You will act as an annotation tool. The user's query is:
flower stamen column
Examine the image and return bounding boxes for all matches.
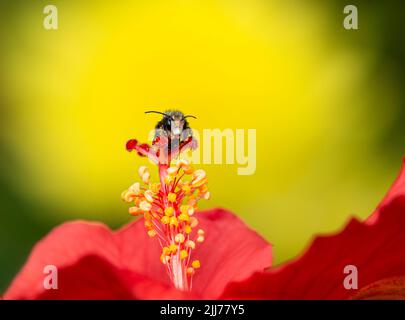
[122,159,210,291]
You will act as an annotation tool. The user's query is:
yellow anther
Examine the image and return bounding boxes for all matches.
[175,233,185,244]
[164,175,174,185]
[192,177,208,188]
[162,247,170,255]
[180,249,188,260]
[144,212,152,220]
[147,229,157,237]
[176,159,190,168]
[121,190,128,199]
[184,165,194,175]
[139,200,152,212]
[144,220,153,228]
[188,197,197,206]
[161,216,170,224]
[185,240,195,249]
[187,267,195,275]
[129,182,141,195]
[178,213,190,222]
[164,207,174,216]
[184,225,192,234]
[169,243,178,253]
[122,191,136,203]
[197,235,205,243]
[180,205,189,214]
[168,192,177,202]
[199,184,208,194]
[167,166,179,176]
[180,205,194,216]
[134,197,141,206]
[191,260,201,269]
[192,169,206,181]
[197,229,205,235]
[181,184,192,195]
[128,206,142,216]
[160,254,170,264]
[190,217,199,228]
[142,172,150,184]
[150,182,161,193]
[203,191,211,200]
[169,217,178,227]
[138,166,148,178]
[144,190,154,203]
[193,169,206,177]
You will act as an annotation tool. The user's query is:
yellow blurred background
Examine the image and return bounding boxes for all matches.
[1,0,404,291]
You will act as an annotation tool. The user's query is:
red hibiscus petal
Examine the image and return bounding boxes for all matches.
[367,157,405,223]
[4,221,117,299]
[4,209,271,299]
[35,255,190,300]
[189,208,272,299]
[221,161,405,299]
[3,220,190,299]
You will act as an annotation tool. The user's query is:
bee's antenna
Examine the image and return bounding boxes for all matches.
[183,115,197,119]
[145,111,169,117]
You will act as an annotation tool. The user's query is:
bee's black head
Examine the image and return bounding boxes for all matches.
[145,110,196,137]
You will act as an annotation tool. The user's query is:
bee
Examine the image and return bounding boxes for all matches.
[145,110,196,153]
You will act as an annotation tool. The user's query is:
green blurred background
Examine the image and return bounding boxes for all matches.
[1,0,404,292]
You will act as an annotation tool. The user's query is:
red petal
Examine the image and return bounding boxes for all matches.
[367,157,405,224]
[4,221,189,299]
[190,208,272,299]
[34,256,190,300]
[221,160,405,299]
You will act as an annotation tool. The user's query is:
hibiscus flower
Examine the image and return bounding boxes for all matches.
[3,132,405,299]
[4,134,272,299]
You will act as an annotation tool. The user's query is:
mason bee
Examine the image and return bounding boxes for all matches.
[145,110,196,152]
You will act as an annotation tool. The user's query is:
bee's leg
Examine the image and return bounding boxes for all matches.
[180,136,198,152]
[170,136,197,160]
[152,135,171,165]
